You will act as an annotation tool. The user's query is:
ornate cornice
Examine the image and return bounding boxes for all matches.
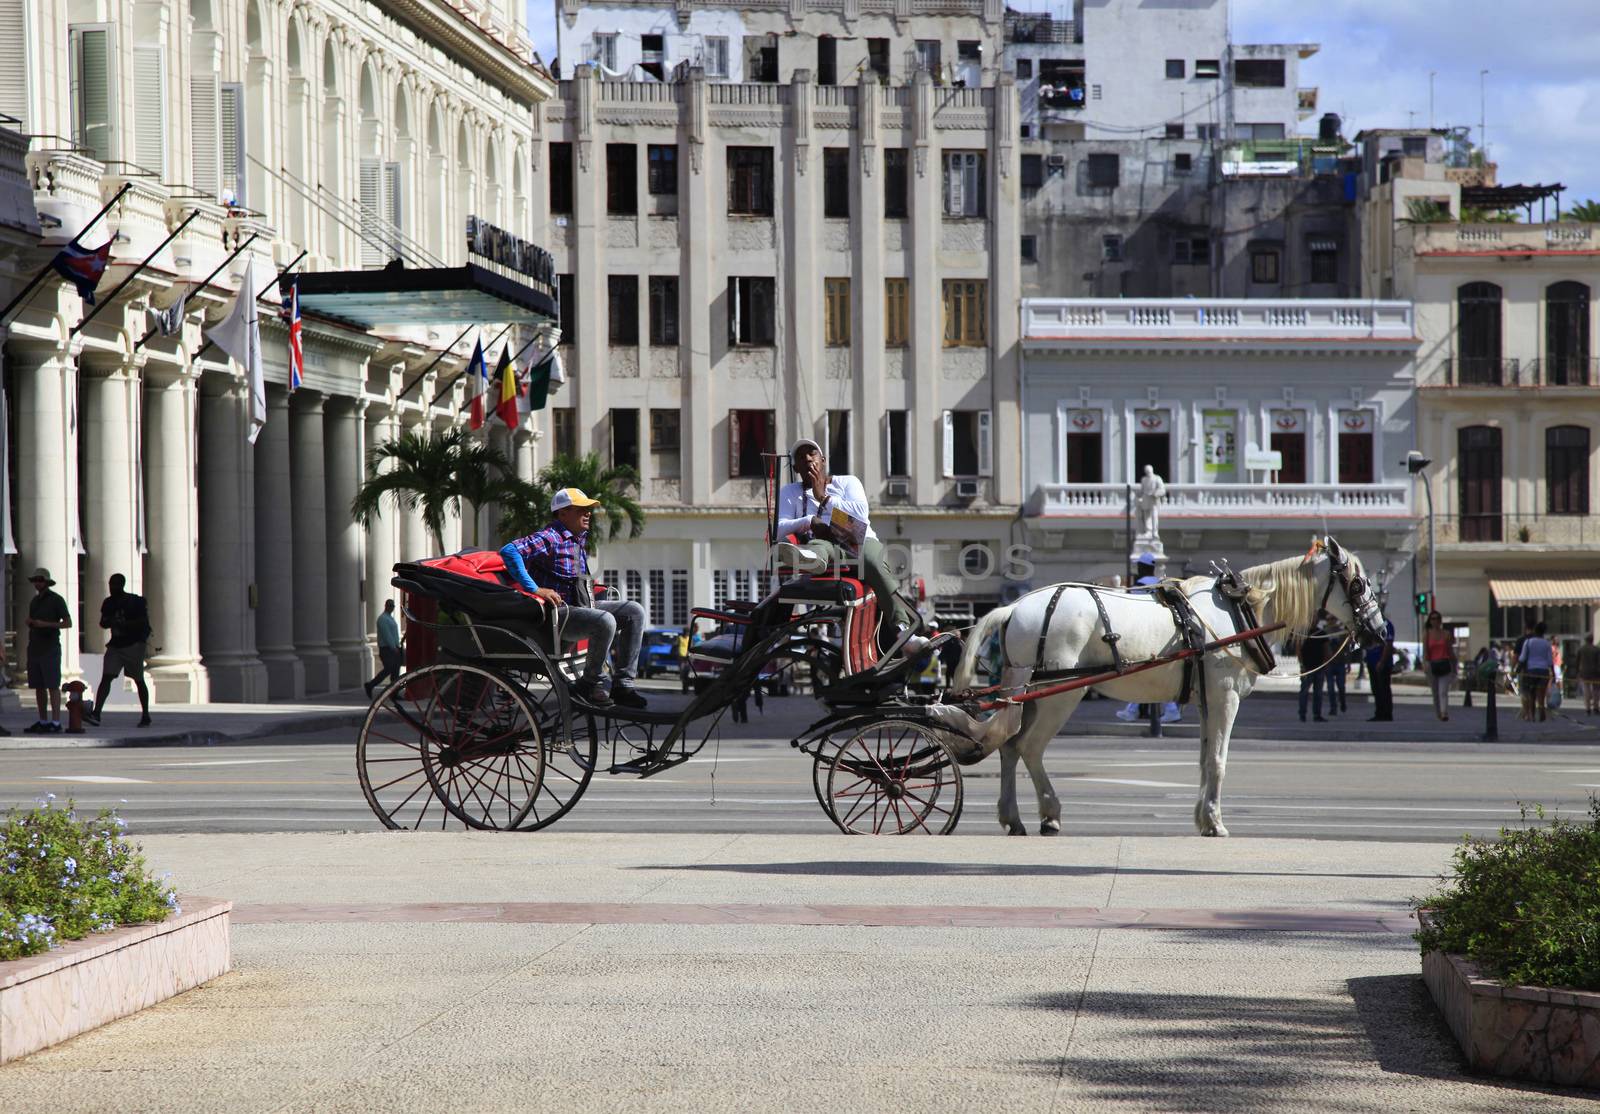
[372,0,554,106]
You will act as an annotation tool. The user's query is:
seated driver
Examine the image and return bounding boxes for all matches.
[499,488,647,709]
[774,438,928,656]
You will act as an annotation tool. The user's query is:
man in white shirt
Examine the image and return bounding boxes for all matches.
[774,438,923,654]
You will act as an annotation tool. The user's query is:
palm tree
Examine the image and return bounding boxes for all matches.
[352,427,532,554]
[498,452,645,552]
[1404,198,1453,224]
[1565,199,1600,223]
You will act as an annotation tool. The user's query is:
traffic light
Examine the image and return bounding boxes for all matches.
[1414,591,1430,615]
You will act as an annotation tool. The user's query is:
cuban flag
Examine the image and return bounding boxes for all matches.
[466,338,488,430]
[51,240,113,305]
[282,280,304,392]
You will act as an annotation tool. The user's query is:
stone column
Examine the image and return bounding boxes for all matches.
[143,369,208,702]
[681,69,714,505]
[12,339,81,685]
[81,362,142,653]
[198,373,268,701]
[253,386,303,698]
[290,391,337,693]
[324,397,369,687]
[364,408,400,647]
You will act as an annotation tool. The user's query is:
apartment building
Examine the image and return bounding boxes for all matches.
[539,0,1022,624]
[1019,297,1419,594]
[0,0,554,702]
[1357,137,1600,647]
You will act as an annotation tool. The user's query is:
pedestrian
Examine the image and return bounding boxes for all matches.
[1422,610,1455,721]
[1118,553,1180,724]
[1297,623,1329,723]
[1518,622,1555,723]
[731,691,748,723]
[1366,615,1396,722]
[1576,633,1600,715]
[85,574,151,728]
[753,681,765,715]
[1324,626,1349,715]
[23,568,72,734]
[364,600,404,699]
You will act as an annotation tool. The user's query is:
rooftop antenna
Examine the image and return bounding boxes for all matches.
[1428,71,1435,129]
[1479,69,1489,159]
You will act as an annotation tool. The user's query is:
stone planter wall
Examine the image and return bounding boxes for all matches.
[0,896,231,1063]
[1422,946,1600,1088]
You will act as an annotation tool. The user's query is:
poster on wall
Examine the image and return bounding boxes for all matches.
[1202,409,1237,475]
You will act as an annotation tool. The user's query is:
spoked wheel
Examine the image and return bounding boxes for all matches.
[493,661,590,831]
[358,666,486,830]
[374,663,548,831]
[820,719,964,835]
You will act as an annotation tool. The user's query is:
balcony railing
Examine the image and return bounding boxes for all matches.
[1027,482,1411,518]
[1022,297,1415,343]
[1432,513,1600,547]
[1422,357,1599,388]
[1412,223,1596,254]
[1005,12,1080,43]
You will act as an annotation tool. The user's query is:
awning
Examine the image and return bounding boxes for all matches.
[1488,575,1600,606]
[287,262,557,331]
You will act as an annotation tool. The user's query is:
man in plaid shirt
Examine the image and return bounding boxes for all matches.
[500,488,647,708]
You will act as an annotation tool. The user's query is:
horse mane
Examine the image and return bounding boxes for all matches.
[1238,553,1321,636]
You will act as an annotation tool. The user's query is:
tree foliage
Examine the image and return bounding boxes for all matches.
[498,452,645,552]
[351,427,536,554]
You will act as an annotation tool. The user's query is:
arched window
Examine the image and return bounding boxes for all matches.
[282,20,307,247]
[320,40,342,255]
[1457,425,1502,541]
[241,0,267,209]
[426,103,446,260]
[1546,425,1591,515]
[1545,281,1591,386]
[455,121,474,247]
[357,62,386,266]
[1456,282,1503,385]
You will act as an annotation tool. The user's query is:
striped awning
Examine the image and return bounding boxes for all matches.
[1488,575,1600,606]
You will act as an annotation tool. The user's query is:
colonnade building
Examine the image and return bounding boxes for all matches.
[0,0,554,703]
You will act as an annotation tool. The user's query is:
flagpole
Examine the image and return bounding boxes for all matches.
[70,208,202,336]
[133,231,259,350]
[0,182,134,326]
[191,249,307,364]
[429,322,513,407]
[396,324,475,402]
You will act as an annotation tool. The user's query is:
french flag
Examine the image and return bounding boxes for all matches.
[282,281,303,391]
[51,240,113,305]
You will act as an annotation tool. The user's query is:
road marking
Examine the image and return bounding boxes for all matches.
[1061,776,1194,788]
[1089,762,1195,768]
[153,758,299,768]
[39,774,150,784]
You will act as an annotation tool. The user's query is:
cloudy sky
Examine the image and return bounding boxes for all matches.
[526,0,1600,206]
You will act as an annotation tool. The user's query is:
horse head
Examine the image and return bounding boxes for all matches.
[1317,535,1387,647]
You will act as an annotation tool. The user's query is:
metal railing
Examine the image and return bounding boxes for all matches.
[1027,481,1411,518]
[1005,13,1080,43]
[1423,357,1599,388]
[1432,513,1600,546]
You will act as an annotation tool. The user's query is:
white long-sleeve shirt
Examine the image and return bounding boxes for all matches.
[776,474,877,545]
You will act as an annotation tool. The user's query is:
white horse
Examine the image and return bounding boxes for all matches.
[928,537,1385,837]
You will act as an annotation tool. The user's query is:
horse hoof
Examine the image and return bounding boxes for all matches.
[1200,824,1230,838]
[1039,819,1061,836]
[1006,824,1027,836]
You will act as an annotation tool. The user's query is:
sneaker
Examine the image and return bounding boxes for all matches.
[611,684,647,710]
[137,714,152,728]
[364,681,376,699]
[46,722,62,733]
[774,541,827,574]
[22,721,45,734]
[1115,707,1139,722]
[1160,707,1182,724]
[574,679,612,707]
[82,710,102,727]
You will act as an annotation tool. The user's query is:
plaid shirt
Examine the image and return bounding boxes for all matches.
[502,522,590,604]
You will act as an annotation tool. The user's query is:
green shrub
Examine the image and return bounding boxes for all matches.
[0,796,178,962]
[1415,798,1600,991]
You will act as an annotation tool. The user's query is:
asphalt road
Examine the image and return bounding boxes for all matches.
[4,695,1597,840]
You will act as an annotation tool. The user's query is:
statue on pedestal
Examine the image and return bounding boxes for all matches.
[1132,464,1167,561]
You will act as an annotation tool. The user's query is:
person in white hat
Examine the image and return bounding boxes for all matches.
[774,438,926,656]
[499,488,647,708]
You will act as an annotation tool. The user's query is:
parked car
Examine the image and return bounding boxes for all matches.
[638,627,684,679]
[681,623,795,696]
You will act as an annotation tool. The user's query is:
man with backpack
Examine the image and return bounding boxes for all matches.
[85,574,152,728]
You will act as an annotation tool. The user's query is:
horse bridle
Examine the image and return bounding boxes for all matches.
[1315,537,1386,646]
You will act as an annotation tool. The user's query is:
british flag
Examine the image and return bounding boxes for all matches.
[282,280,303,391]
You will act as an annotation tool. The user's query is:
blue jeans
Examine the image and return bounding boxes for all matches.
[1298,672,1324,719]
[561,599,645,685]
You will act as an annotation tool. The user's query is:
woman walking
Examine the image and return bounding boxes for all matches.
[1423,611,1455,721]
[1519,622,1555,723]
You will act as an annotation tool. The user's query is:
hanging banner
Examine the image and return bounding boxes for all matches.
[1203,409,1237,475]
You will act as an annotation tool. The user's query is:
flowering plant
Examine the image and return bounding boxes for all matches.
[0,796,178,962]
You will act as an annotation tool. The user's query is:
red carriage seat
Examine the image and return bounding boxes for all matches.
[777,572,880,675]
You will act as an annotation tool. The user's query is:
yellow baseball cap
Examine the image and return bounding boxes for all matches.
[551,487,600,512]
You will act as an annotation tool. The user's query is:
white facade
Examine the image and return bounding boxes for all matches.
[0,0,553,702]
[1020,297,1419,594]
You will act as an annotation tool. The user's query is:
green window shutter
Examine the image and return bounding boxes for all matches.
[71,25,114,162]
[220,83,244,206]
[0,0,29,130]
[132,45,166,177]
[190,73,219,195]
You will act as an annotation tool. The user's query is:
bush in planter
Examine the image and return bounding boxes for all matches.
[0,796,178,962]
[1414,798,1600,991]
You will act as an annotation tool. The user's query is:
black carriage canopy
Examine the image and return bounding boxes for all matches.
[283,217,558,330]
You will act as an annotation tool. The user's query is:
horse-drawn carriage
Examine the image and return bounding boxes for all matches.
[357,463,1386,839]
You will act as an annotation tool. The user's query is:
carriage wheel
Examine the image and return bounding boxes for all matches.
[358,666,488,830]
[494,662,592,831]
[820,719,964,835]
[392,664,548,831]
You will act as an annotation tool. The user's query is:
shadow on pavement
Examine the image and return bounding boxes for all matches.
[633,860,1433,881]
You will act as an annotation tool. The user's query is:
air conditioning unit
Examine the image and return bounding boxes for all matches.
[1046,155,1067,173]
[887,479,910,497]
[955,480,980,498]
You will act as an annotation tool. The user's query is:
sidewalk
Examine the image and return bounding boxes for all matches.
[0,692,371,751]
[0,831,1594,1111]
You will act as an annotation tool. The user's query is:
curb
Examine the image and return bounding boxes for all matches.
[0,710,369,751]
[1065,719,1600,745]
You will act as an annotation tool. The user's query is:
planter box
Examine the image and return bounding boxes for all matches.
[0,896,230,1063]
[1422,946,1600,1088]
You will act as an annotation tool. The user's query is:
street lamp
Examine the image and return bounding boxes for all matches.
[1406,450,1436,628]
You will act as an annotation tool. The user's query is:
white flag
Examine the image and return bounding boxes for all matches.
[210,256,267,443]
[549,347,566,386]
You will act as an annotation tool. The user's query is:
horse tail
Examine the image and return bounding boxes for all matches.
[950,603,1013,693]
